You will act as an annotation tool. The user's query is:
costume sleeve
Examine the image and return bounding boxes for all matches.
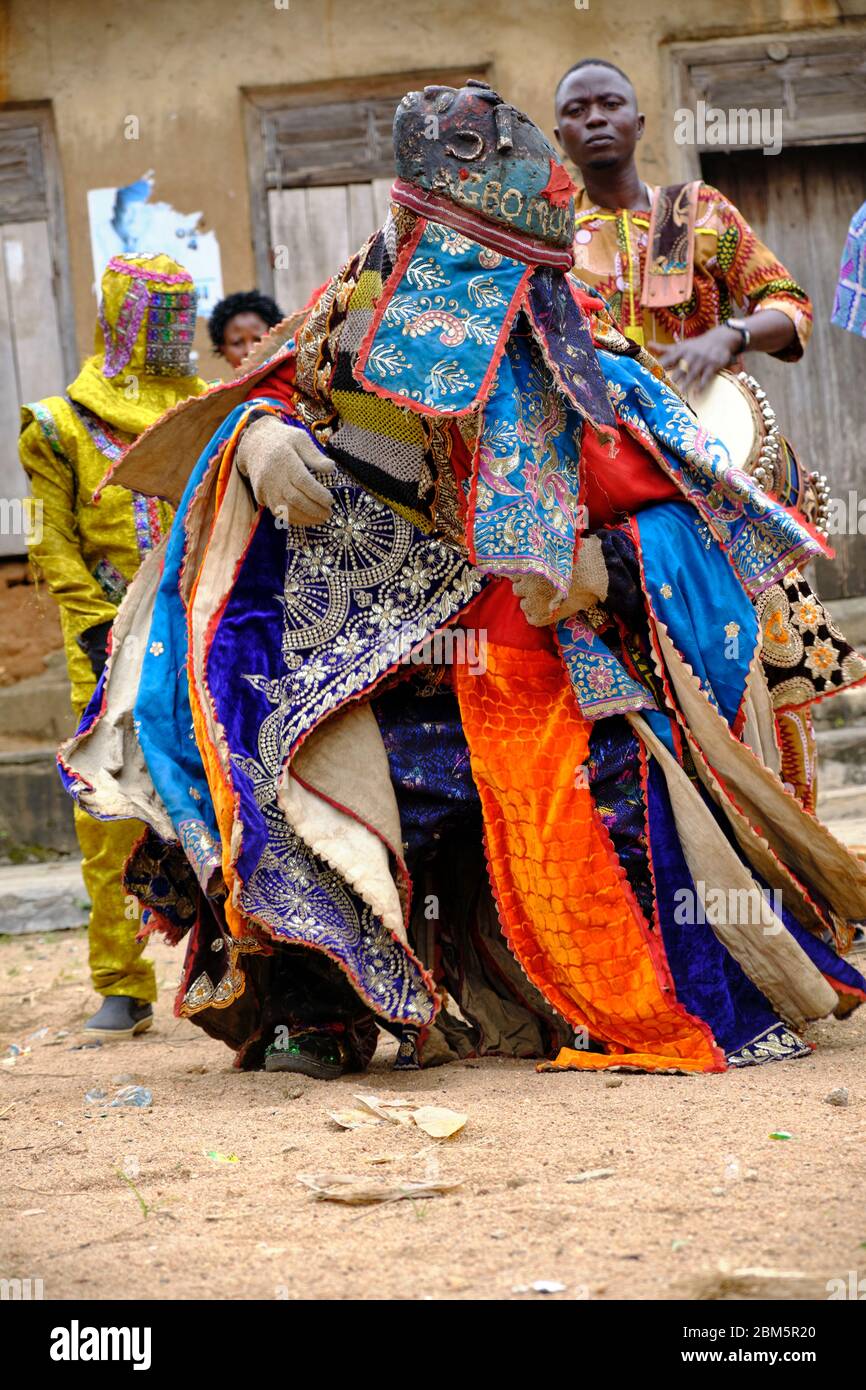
[700,185,812,361]
[18,418,118,636]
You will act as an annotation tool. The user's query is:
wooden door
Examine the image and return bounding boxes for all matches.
[703,146,866,599]
[0,110,75,559]
[244,68,484,310]
[268,178,394,310]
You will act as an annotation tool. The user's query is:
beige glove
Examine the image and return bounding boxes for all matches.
[511,536,609,627]
[236,415,335,526]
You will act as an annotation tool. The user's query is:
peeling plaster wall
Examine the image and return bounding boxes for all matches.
[0,0,849,376]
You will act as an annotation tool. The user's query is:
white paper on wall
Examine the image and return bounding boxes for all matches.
[87,171,224,318]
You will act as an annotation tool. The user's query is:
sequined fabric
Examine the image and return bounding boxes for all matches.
[374,677,479,863]
[587,718,653,921]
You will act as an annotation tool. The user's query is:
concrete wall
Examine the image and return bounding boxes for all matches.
[0,0,852,379]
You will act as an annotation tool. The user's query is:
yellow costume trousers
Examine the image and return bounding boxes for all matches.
[73,701,156,1002]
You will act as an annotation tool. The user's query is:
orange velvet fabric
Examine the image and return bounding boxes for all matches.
[454,640,725,1073]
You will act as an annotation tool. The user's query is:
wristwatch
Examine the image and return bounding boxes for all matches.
[726,318,751,353]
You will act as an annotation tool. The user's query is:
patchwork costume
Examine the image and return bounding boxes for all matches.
[832,201,866,340]
[61,85,866,1075]
[21,254,205,1006]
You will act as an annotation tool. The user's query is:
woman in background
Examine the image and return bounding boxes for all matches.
[209,290,284,370]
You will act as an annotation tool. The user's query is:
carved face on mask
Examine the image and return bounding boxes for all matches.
[393,79,576,248]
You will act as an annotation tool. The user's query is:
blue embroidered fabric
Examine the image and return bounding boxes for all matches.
[472,318,584,598]
[526,266,616,429]
[132,405,257,891]
[636,501,759,728]
[205,470,483,1026]
[556,611,655,721]
[357,218,530,414]
[587,718,653,920]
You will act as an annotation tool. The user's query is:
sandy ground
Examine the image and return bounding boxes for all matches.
[2,926,865,1303]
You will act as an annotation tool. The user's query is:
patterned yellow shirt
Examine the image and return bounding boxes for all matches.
[19,395,174,705]
[572,183,812,358]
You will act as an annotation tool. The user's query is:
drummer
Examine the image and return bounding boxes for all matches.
[553,58,812,393]
[550,59,866,821]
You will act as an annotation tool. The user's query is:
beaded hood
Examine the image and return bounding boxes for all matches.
[68,253,205,434]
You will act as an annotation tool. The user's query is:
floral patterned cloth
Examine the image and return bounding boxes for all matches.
[755,570,866,711]
[572,183,812,353]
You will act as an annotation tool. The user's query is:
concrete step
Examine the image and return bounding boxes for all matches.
[817,594,866,651]
[815,722,866,779]
[816,783,866,822]
[0,650,76,746]
[0,859,88,934]
[812,685,866,726]
[0,747,78,860]
[822,815,866,851]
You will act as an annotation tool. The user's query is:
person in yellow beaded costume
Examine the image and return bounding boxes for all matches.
[20,253,206,1039]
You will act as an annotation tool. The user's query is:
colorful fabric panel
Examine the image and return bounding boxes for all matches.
[354,216,532,415]
[599,347,823,594]
[634,501,759,729]
[831,201,866,339]
[469,319,583,598]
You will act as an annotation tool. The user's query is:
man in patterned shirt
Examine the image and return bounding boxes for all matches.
[554,58,812,391]
[551,59,856,812]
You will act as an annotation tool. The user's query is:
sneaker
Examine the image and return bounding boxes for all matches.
[83,996,154,1040]
[264,1031,347,1079]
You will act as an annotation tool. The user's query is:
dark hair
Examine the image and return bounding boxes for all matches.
[208,290,284,350]
[555,58,635,106]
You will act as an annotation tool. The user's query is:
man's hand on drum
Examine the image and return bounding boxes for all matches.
[657,309,798,395]
[657,326,742,394]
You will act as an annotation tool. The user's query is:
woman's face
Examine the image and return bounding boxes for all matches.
[221,311,271,368]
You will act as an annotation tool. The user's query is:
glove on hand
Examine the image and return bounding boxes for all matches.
[511,573,561,627]
[76,619,113,679]
[236,415,335,526]
[511,536,610,627]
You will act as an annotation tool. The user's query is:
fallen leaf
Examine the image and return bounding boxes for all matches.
[296,1171,461,1205]
[328,1109,382,1131]
[353,1093,417,1124]
[412,1106,467,1139]
[566,1167,616,1184]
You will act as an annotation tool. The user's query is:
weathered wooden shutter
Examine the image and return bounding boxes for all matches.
[0,110,75,558]
[676,32,866,150]
[244,68,484,310]
[702,144,866,600]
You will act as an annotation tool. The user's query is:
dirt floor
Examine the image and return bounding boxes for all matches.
[2,927,865,1303]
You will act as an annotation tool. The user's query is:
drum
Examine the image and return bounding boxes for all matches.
[686,369,830,537]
